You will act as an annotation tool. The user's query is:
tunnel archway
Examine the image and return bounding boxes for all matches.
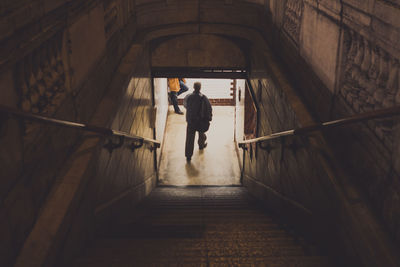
[3,0,400,266]
[151,33,247,69]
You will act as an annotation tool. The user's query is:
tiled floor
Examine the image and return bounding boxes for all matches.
[158,106,241,185]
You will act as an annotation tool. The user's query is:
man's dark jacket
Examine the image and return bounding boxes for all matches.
[183,91,212,127]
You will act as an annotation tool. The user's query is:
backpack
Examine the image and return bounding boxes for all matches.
[194,95,210,132]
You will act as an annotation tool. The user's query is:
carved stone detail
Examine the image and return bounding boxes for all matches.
[382,0,400,7]
[341,29,400,146]
[104,0,120,40]
[15,32,68,137]
[283,0,304,44]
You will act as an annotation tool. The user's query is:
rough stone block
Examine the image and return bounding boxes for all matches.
[300,3,340,92]
[343,3,372,27]
[343,0,374,14]
[0,17,13,40]
[372,18,400,54]
[8,5,33,31]
[69,5,106,89]
[374,0,400,28]
[29,0,44,21]
[318,0,341,16]
[0,213,15,266]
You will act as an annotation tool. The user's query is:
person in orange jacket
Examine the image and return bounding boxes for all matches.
[168,78,188,114]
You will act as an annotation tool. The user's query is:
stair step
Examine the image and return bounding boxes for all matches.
[74,187,334,266]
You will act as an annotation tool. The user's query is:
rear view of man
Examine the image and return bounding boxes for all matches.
[183,82,212,162]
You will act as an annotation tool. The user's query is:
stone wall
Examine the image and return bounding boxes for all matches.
[1,0,399,265]
[244,74,332,223]
[265,0,400,247]
[14,42,155,267]
[153,78,169,167]
[244,44,399,265]
[151,34,246,68]
[56,45,155,266]
[0,0,140,266]
[92,53,155,231]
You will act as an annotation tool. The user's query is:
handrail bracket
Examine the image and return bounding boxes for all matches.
[104,136,125,153]
[129,139,144,152]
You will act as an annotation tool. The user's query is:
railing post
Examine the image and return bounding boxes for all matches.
[129,139,144,152]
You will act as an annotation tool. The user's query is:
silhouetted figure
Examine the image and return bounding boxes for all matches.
[183,82,212,161]
[179,78,189,94]
[167,78,188,114]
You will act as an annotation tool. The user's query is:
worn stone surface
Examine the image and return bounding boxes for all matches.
[152,34,246,68]
[300,2,340,91]
[74,187,334,267]
[1,0,400,266]
[0,1,142,266]
[241,33,400,265]
[153,78,169,165]
[283,0,304,44]
[69,4,106,89]
[56,42,156,267]
[267,0,400,249]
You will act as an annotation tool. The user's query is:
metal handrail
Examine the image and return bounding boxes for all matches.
[238,106,400,148]
[0,104,160,151]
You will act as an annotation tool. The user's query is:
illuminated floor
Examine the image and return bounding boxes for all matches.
[158,106,241,185]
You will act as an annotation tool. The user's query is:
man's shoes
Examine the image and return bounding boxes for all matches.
[199,143,207,150]
[186,157,191,162]
[175,110,184,115]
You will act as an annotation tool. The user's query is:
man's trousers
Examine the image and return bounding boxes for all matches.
[185,124,207,159]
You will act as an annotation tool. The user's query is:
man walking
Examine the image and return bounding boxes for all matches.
[183,82,212,162]
[167,78,188,114]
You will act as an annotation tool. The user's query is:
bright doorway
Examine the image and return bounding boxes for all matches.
[154,78,246,186]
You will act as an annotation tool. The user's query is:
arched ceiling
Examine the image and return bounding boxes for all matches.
[132,0,269,70]
[134,0,266,31]
[151,34,247,68]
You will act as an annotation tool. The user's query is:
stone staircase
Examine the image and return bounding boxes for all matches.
[74,187,334,266]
